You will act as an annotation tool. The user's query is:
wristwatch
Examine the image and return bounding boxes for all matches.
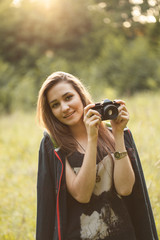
[114,151,127,160]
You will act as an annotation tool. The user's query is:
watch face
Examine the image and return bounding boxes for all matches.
[114,152,120,158]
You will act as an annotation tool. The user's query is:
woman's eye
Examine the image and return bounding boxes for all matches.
[51,103,59,109]
[66,95,73,101]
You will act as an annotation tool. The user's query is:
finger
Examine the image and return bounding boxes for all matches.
[116,112,129,124]
[119,109,129,117]
[117,106,129,120]
[95,119,102,129]
[114,99,126,106]
[114,109,127,121]
[118,104,128,112]
[85,114,102,124]
[84,104,95,115]
[86,109,101,118]
[89,118,102,127]
[117,110,129,120]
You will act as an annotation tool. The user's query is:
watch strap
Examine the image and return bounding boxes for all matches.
[114,151,127,160]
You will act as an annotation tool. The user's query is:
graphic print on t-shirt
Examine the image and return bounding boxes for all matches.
[80,206,119,239]
[73,155,113,196]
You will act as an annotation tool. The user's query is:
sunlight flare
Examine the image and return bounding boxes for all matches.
[12,0,55,9]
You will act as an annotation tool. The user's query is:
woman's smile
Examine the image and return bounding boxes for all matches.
[63,111,76,119]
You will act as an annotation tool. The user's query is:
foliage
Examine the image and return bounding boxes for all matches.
[98,35,159,95]
[0,93,160,239]
[0,0,92,66]
[0,0,160,113]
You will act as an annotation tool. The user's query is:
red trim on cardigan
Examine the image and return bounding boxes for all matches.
[127,129,132,138]
[54,150,64,240]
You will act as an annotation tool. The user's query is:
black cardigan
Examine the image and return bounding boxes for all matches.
[36,128,158,240]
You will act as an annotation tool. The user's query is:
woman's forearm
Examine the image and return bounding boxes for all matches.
[66,137,97,203]
[113,132,135,196]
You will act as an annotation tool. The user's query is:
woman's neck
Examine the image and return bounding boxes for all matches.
[69,121,88,151]
[70,123,87,140]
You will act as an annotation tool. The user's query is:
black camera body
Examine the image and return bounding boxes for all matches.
[92,99,120,121]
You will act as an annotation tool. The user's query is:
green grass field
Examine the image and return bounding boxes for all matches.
[0,92,159,239]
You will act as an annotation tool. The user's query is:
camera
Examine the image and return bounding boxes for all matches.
[92,99,120,121]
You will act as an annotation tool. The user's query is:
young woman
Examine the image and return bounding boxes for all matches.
[36,71,136,240]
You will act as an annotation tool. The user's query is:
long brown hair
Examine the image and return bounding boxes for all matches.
[37,71,115,156]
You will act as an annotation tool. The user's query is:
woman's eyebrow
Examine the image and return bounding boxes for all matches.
[49,99,57,104]
[49,92,71,104]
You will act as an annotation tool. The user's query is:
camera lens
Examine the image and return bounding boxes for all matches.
[108,110,113,116]
[103,105,118,120]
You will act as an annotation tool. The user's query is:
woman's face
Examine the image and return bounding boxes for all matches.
[47,81,84,127]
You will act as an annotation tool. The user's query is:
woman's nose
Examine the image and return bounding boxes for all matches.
[61,102,70,112]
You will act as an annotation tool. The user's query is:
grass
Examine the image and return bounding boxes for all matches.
[127,92,160,235]
[0,113,42,240]
[0,91,160,239]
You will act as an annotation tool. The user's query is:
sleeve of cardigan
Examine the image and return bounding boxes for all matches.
[36,136,56,240]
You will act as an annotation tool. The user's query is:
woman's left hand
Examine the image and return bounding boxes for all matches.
[110,100,129,135]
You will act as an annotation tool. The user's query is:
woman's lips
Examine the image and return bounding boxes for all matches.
[63,111,75,118]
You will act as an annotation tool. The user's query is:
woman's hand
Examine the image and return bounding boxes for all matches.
[111,100,129,136]
[83,104,101,140]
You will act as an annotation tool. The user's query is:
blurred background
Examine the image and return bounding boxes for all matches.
[0,0,159,239]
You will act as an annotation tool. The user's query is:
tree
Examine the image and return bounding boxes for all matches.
[93,0,160,38]
[0,0,93,67]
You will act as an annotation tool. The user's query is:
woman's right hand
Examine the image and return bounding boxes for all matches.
[83,104,101,140]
